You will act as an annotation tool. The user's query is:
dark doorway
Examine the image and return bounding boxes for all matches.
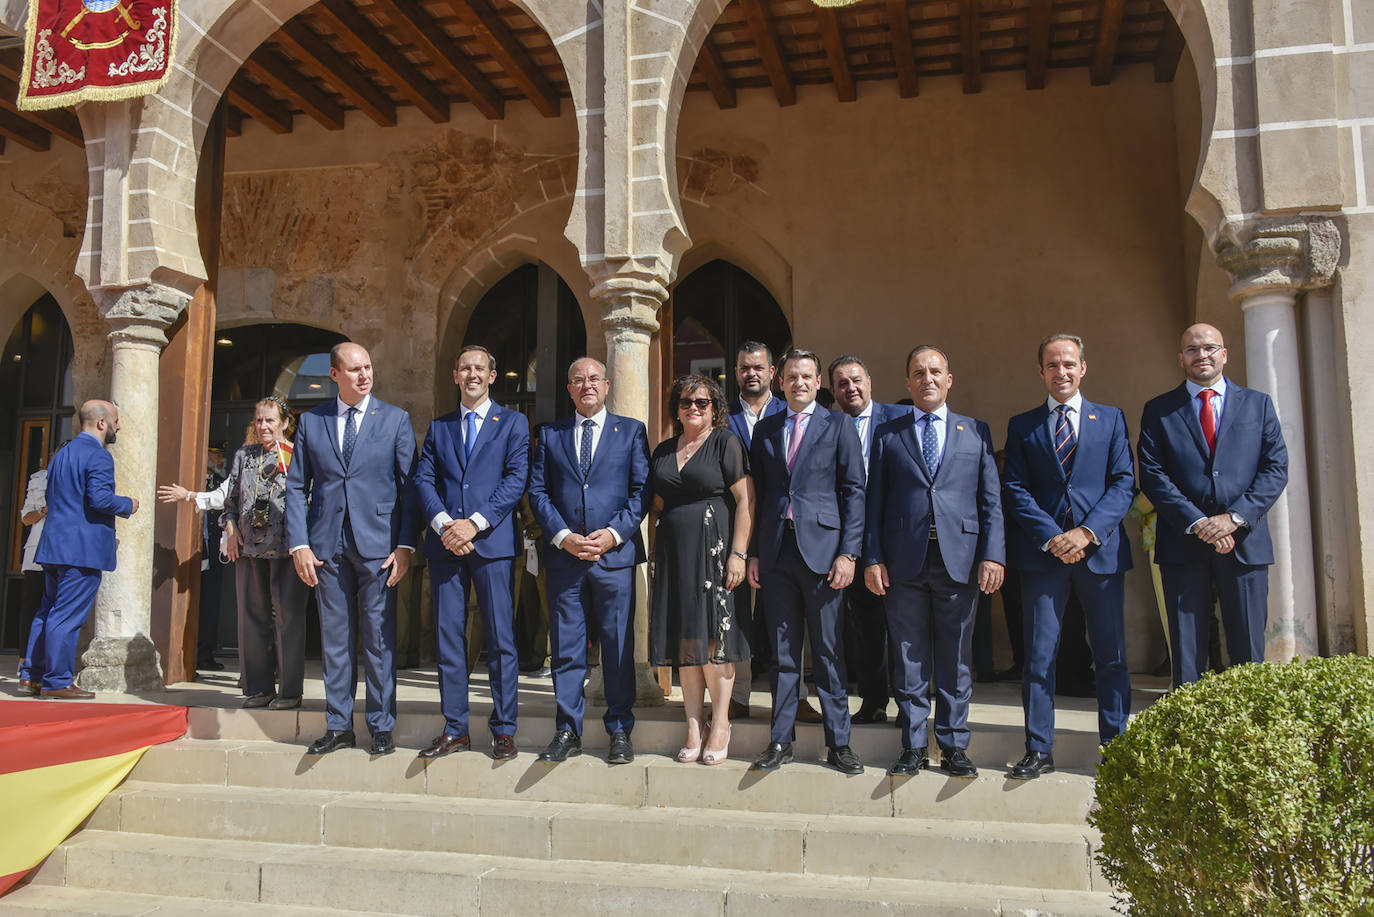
[669,260,791,402]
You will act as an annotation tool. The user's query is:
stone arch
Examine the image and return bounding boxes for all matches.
[673,200,792,326]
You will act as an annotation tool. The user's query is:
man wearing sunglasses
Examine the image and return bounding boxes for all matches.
[1138,323,1288,687]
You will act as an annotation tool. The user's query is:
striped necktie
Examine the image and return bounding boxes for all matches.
[1055,404,1076,475]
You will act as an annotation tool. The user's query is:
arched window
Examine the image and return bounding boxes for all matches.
[670,260,790,402]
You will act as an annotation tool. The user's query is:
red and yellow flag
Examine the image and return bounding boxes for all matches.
[17,0,178,111]
[0,701,187,895]
[275,439,293,474]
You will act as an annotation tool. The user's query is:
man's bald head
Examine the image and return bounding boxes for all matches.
[1178,323,1228,385]
[79,400,121,445]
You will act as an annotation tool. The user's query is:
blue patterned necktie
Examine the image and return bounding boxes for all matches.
[579,417,595,478]
[1055,404,1077,475]
[342,406,358,468]
[464,409,478,462]
[921,412,939,476]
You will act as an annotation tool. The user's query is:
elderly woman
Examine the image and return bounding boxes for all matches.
[649,374,754,765]
[159,396,305,709]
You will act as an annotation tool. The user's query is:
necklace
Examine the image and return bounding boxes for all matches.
[677,428,711,465]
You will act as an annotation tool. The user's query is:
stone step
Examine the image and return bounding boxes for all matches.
[184,704,1107,771]
[0,886,412,917]
[90,781,1104,891]
[131,738,1099,825]
[32,830,1117,916]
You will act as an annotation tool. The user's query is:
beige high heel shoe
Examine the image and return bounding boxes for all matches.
[702,723,732,765]
[677,720,705,762]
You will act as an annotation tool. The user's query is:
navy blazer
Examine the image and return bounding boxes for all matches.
[285,397,419,560]
[1002,399,1135,576]
[34,432,134,571]
[413,402,530,562]
[726,395,785,448]
[528,411,650,569]
[863,408,1005,585]
[749,405,866,577]
[1138,379,1288,566]
[859,402,903,476]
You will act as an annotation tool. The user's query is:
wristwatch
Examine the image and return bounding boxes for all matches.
[1229,512,1247,527]
[731,550,748,561]
[838,553,858,562]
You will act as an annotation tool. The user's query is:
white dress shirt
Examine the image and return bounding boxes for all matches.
[737,394,778,441]
[915,402,948,464]
[1183,377,1245,533]
[1042,392,1099,547]
[430,398,493,535]
[853,400,875,471]
[336,393,372,450]
[782,400,818,459]
[552,407,623,549]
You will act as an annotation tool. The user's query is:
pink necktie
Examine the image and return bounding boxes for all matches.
[786,412,805,472]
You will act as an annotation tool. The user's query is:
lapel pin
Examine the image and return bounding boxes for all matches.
[1088,414,1097,420]
[614,425,620,432]
[491,415,500,423]
[956,424,965,431]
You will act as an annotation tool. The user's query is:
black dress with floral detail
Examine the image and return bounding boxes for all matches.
[649,428,752,667]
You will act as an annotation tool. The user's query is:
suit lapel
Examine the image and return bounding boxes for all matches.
[896,412,932,485]
[1029,404,1062,481]
[464,404,504,469]
[1214,381,1242,448]
[321,405,345,468]
[1172,383,1211,461]
[934,415,968,484]
[588,414,618,478]
[566,419,583,479]
[790,408,828,475]
[1071,401,1101,479]
[452,412,468,472]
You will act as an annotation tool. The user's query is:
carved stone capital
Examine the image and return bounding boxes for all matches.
[586,257,669,338]
[1215,215,1342,303]
[97,282,192,349]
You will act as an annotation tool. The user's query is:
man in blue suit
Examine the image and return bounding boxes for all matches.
[747,349,866,774]
[1138,323,1288,687]
[413,344,530,761]
[725,341,786,720]
[286,342,418,757]
[19,401,137,699]
[829,354,902,724]
[864,346,1004,778]
[1002,334,1136,779]
[528,356,650,765]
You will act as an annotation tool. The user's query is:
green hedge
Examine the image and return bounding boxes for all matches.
[1090,655,1374,916]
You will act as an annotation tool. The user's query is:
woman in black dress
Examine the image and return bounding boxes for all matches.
[649,375,754,765]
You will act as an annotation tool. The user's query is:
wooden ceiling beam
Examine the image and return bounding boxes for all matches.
[1025,0,1052,89]
[960,0,981,94]
[0,49,21,81]
[315,0,449,123]
[228,74,294,134]
[886,0,918,98]
[1155,14,1186,82]
[246,47,346,130]
[696,35,737,109]
[0,75,82,145]
[446,0,558,117]
[0,107,51,151]
[1090,0,1125,85]
[374,0,503,119]
[277,20,398,126]
[223,106,245,138]
[740,0,796,106]
[816,8,856,102]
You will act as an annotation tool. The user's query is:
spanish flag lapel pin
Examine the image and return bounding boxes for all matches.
[956,424,965,432]
[1088,414,1097,421]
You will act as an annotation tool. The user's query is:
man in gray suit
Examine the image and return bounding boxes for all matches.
[286,342,418,756]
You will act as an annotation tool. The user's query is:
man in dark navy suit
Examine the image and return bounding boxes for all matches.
[1138,323,1288,687]
[19,401,137,699]
[413,344,530,761]
[828,355,902,724]
[725,341,786,720]
[528,357,650,765]
[864,346,1004,778]
[1002,334,1136,779]
[747,349,866,774]
[286,342,418,757]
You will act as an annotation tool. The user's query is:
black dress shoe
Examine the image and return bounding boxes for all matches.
[938,745,978,778]
[607,731,634,764]
[18,680,39,697]
[268,696,301,711]
[242,692,276,709]
[1010,750,1055,780]
[198,658,225,672]
[750,741,794,771]
[419,733,470,759]
[537,730,582,762]
[851,705,888,725]
[307,729,356,755]
[492,734,518,760]
[826,745,863,775]
[369,731,396,756]
[890,748,929,776]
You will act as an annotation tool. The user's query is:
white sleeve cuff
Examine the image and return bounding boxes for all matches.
[552,528,571,548]
[430,511,454,535]
[1186,517,1206,534]
[470,513,489,532]
[610,528,624,546]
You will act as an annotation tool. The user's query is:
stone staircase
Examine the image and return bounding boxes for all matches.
[2,686,1124,916]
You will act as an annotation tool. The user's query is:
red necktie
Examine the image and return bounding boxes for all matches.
[1198,389,1217,454]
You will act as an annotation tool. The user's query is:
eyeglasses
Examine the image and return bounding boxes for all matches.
[1183,344,1224,358]
[569,376,605,388]
[678,397,713,410]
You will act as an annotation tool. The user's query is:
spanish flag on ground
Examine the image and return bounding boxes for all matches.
[0,701,187,895]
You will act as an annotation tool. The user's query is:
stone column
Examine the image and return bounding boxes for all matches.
[589,260,669,706]
[1215,216,1340,663]
[78,283,191,692]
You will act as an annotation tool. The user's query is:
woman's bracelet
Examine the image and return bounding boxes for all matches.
[731,550,748,561]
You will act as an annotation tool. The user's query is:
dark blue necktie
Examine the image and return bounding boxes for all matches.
[342,407,358,468]
[1055,404,1077,475]
[464,410,478,462]
[579,418,595,478]
[921,412,939,476]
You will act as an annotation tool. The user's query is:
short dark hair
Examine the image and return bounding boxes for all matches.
[737,341,773,365]
[668,374,729,435]
[827,355,869,384]
[456,344,497,372]
[905,345,950,374]
[1037,333,1085,366]
[780,348,822,376]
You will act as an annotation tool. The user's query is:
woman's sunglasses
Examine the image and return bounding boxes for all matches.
[677,397,712,410]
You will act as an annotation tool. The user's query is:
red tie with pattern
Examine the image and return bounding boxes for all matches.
[1198,389,1217,454]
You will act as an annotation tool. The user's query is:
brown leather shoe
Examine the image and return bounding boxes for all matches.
[41,685,95,699]
[728,698,751,720]
[492,734,517,760]
[418,733,470,759]
[18,680,39,697]
[796,699,824,724]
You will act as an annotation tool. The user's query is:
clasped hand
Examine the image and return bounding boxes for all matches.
[441,518,478,556]
[1193,513,1239,554]
[1047,526,1092,565]
[562,529,617,562]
